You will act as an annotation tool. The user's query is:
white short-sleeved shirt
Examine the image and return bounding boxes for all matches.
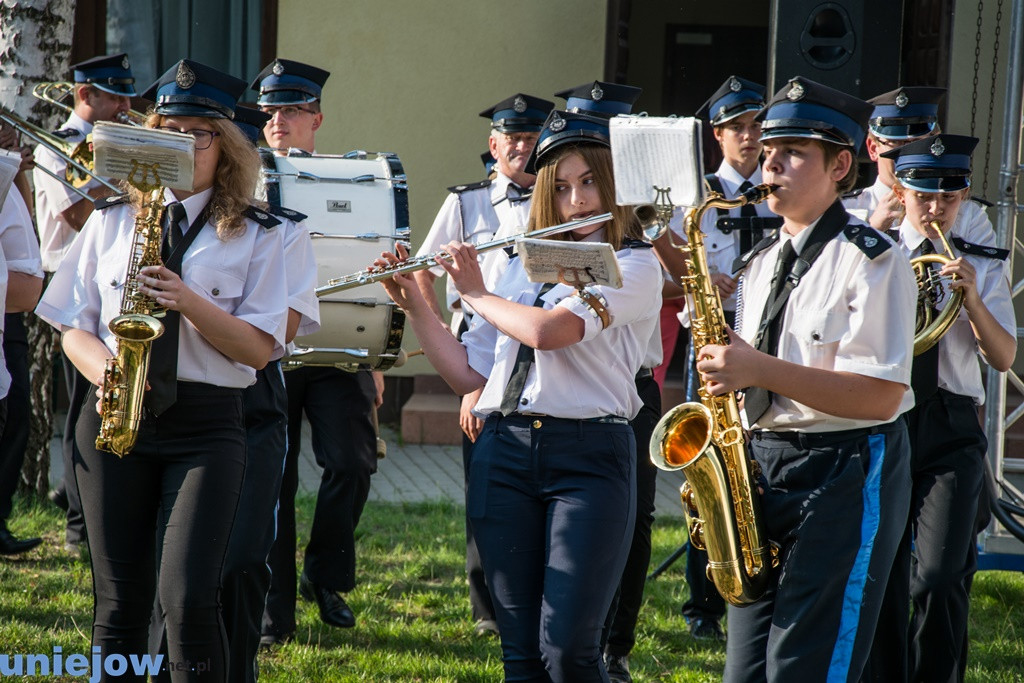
[842,177,891,221]
[0,190,44,399]
[33,112,108,273]
[417,171,532,323]
[464,234,663,420]
[896,211,1015,404]
[737,203,917,431]
[36,188,289,388]
[277,214,321,352]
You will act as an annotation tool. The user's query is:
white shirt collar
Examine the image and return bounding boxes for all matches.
[716,161,761,189]
[164,187,214,231]
[65,111,93,135]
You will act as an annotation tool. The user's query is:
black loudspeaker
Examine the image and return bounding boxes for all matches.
[768,0,904,99]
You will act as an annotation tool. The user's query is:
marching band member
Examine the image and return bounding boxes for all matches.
[36,53,137,556]
[872,134,1015,683]
[252,58,382,643]
[696,77,917,683]
[413,92,553,637]
[376,108,661,682]
[35,59,288,682]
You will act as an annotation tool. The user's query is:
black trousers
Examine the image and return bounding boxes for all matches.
[0,313,26,523]
[602,373,661,657]
[60,352,90,544]
[863,391,987,683]
[77,383,245,683]
[724,421,910,683]
[463,432,497,623]
[263,366,376,637]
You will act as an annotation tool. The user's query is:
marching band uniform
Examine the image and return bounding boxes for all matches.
[867,135,1015,683]
[253,59,379,642]
[34,53,137,553]
[416,93,552,635]
[722,78,916,683]
[36,60,288,683]
[0,189,44,554]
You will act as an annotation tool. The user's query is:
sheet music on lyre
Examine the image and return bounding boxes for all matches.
[518,238,623,289]
[609,115,705,208]
[92,122,196,191]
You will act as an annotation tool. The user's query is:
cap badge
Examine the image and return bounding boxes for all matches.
[729,76,742,92]
[548,112,566,133]
[787,81,805,101]
[718,105,727,119]
[175,62,196,90]
[895,91,909,108]
[513,96,527,114]
[591,83,604,101]
[930,138,946,157]
[272,61,285,76]
[121,56,130,70]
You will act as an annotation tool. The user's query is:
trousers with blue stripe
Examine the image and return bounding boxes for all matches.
[723,419,910,683]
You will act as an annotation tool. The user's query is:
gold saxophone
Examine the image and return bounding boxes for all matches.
[912,220,964,355]
[647,184,780,606]
[95,186,167,457]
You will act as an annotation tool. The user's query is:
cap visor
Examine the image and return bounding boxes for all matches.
[92,83,137,97]
[258,90,318,106]
[154,103,230,119]
[869,122,937,140]
[897,176,970,193]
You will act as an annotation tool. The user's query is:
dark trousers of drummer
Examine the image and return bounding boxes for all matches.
[263,366,377,636]
[862,390,987,683]
[723,420,910,683]
[472,413,636,683]
[77,383,246,683]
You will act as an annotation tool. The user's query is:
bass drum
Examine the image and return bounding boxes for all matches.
[266,151,409,370]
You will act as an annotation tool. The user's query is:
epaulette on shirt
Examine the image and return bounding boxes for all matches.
[621,238,653,250]
[264,204,308,222]
[970,195,993,208]
[245,205,282,230]
[447,179,491,194]
[94,194,128,211]
[952,236,1008,260]
[51,128,81,139]
[841,187,866,200]
[843,224,892,259]
[731,229,780,274]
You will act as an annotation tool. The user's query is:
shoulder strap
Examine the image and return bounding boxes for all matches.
[732,230,780,274]
[263,204,308,222]
[952,236,1009,260]
[244,205,283,230]
[94,194,129,211]
[842,224,893,259]
[704,173,728,218]
[447,178,492,194]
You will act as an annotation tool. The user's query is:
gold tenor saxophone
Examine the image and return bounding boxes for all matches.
[95,185,167,457]
[646,184,780,606]
[912,220,964,355]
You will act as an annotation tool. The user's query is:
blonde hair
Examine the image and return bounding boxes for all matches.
[129,113,260,239]
[527,143,640,250]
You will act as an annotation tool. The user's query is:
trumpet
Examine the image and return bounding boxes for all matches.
[912,220,964,355]
[33,81,148,126]
[316,211,613,297]
[0,108,120,195]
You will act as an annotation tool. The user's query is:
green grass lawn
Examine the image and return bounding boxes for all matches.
[1,495,1022,682]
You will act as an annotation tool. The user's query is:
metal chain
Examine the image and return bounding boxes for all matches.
[971,0,984,138]
[982,0,1005,199]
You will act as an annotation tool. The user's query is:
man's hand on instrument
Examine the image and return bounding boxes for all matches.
[696,326,762,396]
[710,272,738,297]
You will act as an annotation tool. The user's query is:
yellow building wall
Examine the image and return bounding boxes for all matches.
[276,0,607,375]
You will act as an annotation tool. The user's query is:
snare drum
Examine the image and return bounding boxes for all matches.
[266,151,409,370]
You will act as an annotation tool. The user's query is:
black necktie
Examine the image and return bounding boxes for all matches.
[911,239,940,400]
[744,239,798,423]
[507,183,532,203]
[737,181,759,253]
[499,283,555,415]
[147,202,188,416]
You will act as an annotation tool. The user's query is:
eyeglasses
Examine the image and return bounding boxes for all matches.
[155,126,220,150]
[259,105,316,119]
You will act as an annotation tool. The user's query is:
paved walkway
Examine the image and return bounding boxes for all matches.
[50,417,686,518]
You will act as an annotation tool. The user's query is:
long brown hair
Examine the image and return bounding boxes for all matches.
[527,143,640,250]
[129,113,260,239]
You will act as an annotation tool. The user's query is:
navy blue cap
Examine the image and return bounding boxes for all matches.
[252,59,330,106]
[478,94,553,133]
[233,106,271,144]
[141,60,247,120]
[867,86,946,140]
[696,75,765,126]
[524,110,610,175]
[757,77,873,153]
[554,81,641,119]
[881,133,977,192]
[71,53,136,96]
[481,150,496,175]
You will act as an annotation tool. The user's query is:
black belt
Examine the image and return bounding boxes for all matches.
[491,412,629,425]
[635,367,653,380]
[752,419,904,448]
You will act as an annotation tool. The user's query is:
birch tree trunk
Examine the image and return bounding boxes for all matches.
[0,0,76,498]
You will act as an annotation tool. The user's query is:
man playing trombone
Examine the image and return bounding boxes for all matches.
[34,52,136,556]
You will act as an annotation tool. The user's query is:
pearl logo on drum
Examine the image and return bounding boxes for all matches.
[326,199,352,213]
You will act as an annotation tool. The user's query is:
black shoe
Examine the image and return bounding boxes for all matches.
[689,617,726,642]
[258,631,293,650]
[298,573,356,628]
[0,525,42,556]
[48,488,69,512]
[604,653,632,683]
[473,619,499,638]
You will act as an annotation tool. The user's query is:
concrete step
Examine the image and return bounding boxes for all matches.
[400,375,461,445]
